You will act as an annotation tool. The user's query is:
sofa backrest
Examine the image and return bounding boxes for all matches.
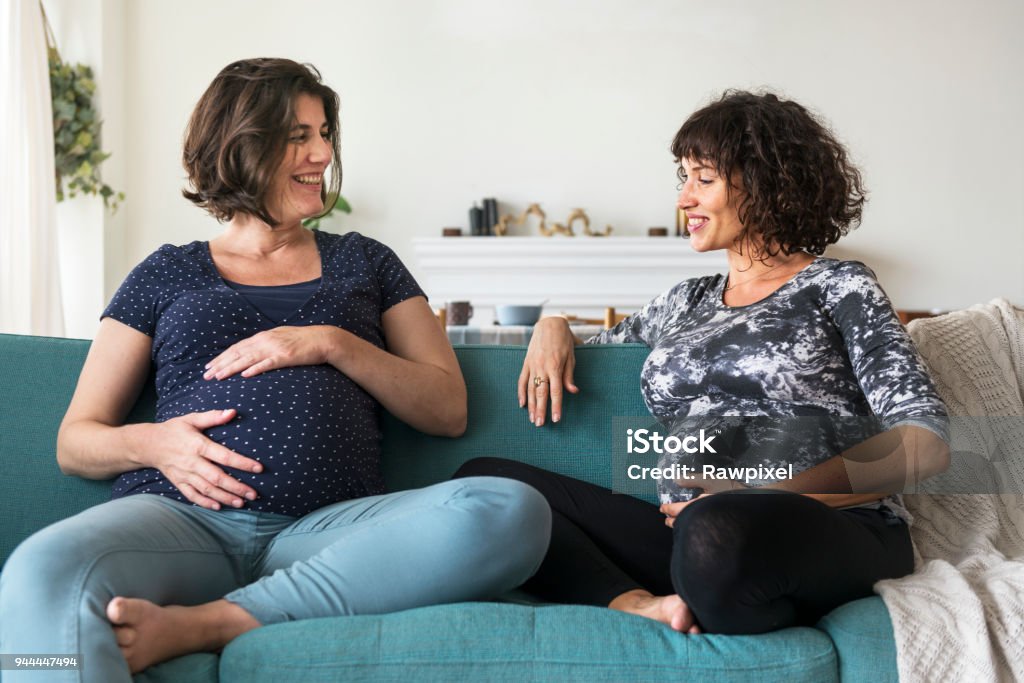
[0,333,652,566]
[0,335,129,566]
[380,344,651,494]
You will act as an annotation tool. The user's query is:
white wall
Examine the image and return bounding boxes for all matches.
[43,0,127,338]
[61,0,1024,331]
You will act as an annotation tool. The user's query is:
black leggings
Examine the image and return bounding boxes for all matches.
[454,457,914,634]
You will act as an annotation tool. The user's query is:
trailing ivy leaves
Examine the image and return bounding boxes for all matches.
[302,191,352,230]
[49,47,124,211]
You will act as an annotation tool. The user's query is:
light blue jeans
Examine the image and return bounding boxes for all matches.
[0,477,551,683]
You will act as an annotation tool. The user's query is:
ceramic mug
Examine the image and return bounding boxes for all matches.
[446,301,474,326]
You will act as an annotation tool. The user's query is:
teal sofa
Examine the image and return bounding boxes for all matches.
[0,333,897,682]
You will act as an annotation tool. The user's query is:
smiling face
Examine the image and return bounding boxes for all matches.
[676,158,749,254]
[265,93,333,228]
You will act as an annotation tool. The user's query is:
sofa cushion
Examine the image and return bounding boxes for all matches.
[816,596,897,683]
[220,602,838,682]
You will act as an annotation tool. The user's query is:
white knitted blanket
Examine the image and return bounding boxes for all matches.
[875,299,1024,683]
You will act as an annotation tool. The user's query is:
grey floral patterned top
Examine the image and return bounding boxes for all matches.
[587,258,948,521]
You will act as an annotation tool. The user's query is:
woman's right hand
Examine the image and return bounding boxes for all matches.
[518,317,579,426]
[143,408,263,510]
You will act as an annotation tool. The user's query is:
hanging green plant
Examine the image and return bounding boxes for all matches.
[42,4,124,211]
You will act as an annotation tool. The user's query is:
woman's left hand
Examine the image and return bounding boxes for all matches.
[660,475,747,527]
[204,326,338,380]
[660,496,709,528]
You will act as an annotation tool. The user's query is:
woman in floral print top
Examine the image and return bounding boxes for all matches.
[456,90,949,635]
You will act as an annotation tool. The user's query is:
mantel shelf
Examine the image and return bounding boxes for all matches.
[413,237,727,321]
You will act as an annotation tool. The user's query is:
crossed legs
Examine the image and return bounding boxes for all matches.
[454,457,914,634]
[0,476,551,682]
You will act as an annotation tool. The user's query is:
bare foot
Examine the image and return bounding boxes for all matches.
[106,597,259,673]
[608,589,702,634]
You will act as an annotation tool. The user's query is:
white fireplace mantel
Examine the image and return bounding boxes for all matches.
[412,236,727,322]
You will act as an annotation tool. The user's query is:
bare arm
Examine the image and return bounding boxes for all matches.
[663,424,951,522]
[57,317,153,478]
[774,424,950,507]
[58,317,264,510]
[203,296,467,437]
[329,296,467,436]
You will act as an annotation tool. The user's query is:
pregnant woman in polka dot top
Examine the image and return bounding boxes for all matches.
[0,59,551,682]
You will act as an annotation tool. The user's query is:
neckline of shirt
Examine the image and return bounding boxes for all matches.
[201,229,329,287]
[199,230,329,324]
[224,277,322,290]
[716,256,832,311]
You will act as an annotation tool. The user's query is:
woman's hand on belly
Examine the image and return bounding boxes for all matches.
[661,473,747,527]
[143,408,263,510]
[661,497,707,527]
[204,326,333,380]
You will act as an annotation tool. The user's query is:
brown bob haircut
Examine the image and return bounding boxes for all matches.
[182,58,342,226]
[672,90,866,257]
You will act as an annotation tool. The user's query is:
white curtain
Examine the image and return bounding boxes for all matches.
[0,0,64,336]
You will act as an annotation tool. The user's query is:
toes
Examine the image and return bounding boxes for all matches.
[107,596,148,627]
[106,597,126,624]
[113,625,136,647]
[668,600,694,632]
[670,611,685,631]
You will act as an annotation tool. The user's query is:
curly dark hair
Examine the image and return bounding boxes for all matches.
[182,58,342,226]
[671,90,866,256]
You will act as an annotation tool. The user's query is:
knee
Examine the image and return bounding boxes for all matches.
[670,496,748,600]
[461,476,552,539]
[674,494,751,554]
[1,526,98,614]
[4,526,88,586]
[456,476,552,573]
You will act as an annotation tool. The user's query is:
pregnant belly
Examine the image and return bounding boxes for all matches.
[157,364,380,467]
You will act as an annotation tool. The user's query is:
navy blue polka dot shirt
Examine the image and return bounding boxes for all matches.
[102,230,425,516]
